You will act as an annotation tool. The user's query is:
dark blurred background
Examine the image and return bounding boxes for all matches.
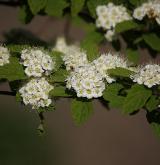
[0,3,160,165]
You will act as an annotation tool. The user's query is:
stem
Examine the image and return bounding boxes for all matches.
[0,91,16,96]
[37,112,45,135]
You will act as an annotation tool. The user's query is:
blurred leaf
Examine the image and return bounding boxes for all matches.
[71,0,85,16]
[50,68,69,83]
[103,83,125,109]
[45,0,68,17]
[28,0,47,15]
[146,110,160,137]
[81,31,103,61]
[115,20,140,33]
[87,0,109,18]
[0,57,26,81]
[123,84,152,114]
[143,33,160,52]
[146,96,159,112]
[72,16,95,32]
[108,67,134,78]
[50,51,63,70]
[126,48,140,65]
[71,98,93,125]
[18,5,33,24]
[50,86,72,97]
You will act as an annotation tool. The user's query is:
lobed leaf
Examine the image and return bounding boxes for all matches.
[123,84,152,114]
[71,98,93,125]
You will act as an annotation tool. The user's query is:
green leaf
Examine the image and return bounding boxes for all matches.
[50,86,72,97]
[146,96,159,112]
[146,111,160,137]
[50,51,63,70]
[45,0,68,17]
[71,98,93,125]
[123,84,152,114]
[103,83,125,109]
[81,31,103,61]
[18,5,33,24]
[143,33,160,52]
[71,16,95,32]
[28,0,47,15]
[0,57,26,81]
[129,0,146,6]
[115,20,140,33]
[7,44,30,53]
[151,123,160,138]
[126,48,140,65]
[71,0,85,16]
[87,0,109,18]
[107,67,134,78]
[50,68,69,83]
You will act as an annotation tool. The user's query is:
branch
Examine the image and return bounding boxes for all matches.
[0,91,16,96]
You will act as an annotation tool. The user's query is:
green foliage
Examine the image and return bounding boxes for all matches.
[115,20,140,33]
[71,98,93,125]
[81,31,103,61]
[146,96,159,112]
[28,0,47,15]
[18,5,33,24]
[123,84,152,114]
[107,67,134,78]
[72,16,95,32]
[45,0,68,17]
[103,83,125,109]
[126,48,140,65]
[143,33,160,52]
[50,51,63,71]
[50,68,69,83]
[71,0,85,16]
[50,86,72,97]
[0,57,26,81]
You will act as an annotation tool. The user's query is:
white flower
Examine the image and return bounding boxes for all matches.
[130,64,160,88]
[105,30,115,41]
[19,77,53,109]
[66,64,105,99]
[0,46,10,66]
[133,1,160,25]
[96,3,132,41]
[53,37,88,71]
[53,37,68,52]
[93,53,127,83]
[21,48,55,77]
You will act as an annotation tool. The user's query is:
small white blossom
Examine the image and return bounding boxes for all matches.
[19,77,54,109]
[96,3,132,41]
[54,37,88,71]
[130,64,160,88]
[93,53,127,83]
[66,64,105,99]
[0,46,10,66]
[133,1,160,25]
[21,48,55,77]
[105,29,115,41]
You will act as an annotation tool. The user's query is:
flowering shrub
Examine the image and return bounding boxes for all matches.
[0,0,160,136]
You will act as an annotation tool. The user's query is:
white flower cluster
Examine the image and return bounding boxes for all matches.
[133,0,160,24]
[130,64,160,88]
[21,48,55,77]
[54,37,88,71]
[0,46,10,66]
[66,64,105,99]
[19,78,54,109]
[93,53,127,83]
[96,3,132,41]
